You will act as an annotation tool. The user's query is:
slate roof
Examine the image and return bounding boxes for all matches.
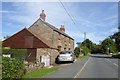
[29,18,74,40]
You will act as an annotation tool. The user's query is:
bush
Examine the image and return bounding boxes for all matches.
[2,57,26,79]
[74,47,80,57]
[2,48,27,60]
[81,46,90,56]
[112,54,120,59]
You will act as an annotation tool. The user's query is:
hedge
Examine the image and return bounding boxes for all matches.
[2,57,26,79]
[2,48,27,60]
[112,54,120,59]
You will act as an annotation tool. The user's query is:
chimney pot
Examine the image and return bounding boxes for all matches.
[40,10,46,21]
[60,25,65,33]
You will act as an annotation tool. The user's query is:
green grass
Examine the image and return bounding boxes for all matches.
[22,68,58,78]
[76,54,91,60]
[76,55,85,60]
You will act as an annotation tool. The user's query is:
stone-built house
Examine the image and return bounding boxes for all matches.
[3,10,74,64]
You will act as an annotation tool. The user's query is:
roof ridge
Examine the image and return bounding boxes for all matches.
[42,20,74,40]
[28,18,40,29]
[28,18,74,40]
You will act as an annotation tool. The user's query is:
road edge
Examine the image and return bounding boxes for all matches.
[74,57,91,78]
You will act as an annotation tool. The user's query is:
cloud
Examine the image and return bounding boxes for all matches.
[2,0,120,2]
[102,15,117,21]
[7,15,37,27]
[2,2,118,45]
[4,2,71,27]
[0,10,16,13]
[86,32,105,44]
[110,27,118,33]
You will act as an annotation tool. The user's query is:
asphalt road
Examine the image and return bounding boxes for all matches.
[43,54,119,78]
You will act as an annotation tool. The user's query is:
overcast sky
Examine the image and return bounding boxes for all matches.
[1,1,119,47]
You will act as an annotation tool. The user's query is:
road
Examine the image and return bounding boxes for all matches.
[43,54,119,78]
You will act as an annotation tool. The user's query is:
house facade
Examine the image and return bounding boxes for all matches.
[3,10,74,64]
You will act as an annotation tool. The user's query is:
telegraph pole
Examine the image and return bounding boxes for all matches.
[84,32,86,46]
[84,32,86,41]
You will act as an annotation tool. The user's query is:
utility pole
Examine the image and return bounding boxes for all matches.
[84,32,86,46]
[84,32,86,41]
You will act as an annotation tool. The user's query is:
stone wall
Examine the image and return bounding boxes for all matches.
[36,48,59,65]
[28,19,74,53]
[29,19,74,64]
[28,20,54,46]
[52,31,74,52]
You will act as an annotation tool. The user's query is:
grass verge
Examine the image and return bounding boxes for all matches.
[76,55,85,60]
[22,68,58,78]
[76,54,91,60]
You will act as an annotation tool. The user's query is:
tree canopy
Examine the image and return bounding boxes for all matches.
[101,38,117,54]
[110,32,120,52]
[74,30,119,57]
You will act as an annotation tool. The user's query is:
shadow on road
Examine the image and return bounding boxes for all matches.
[57,61,73,64]
[91,55,114,59]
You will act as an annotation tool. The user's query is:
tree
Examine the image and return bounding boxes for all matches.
[74,47,80,57]
[81,46,90,56]
[110,32,120,52]
[91,44,102,54]
[82,39,94,52]
[101,38,117,54]
[74,39,91,57]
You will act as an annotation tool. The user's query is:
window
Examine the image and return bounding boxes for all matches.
[64,48,66,51]
[69,48,71,50]
[57,46,61,51]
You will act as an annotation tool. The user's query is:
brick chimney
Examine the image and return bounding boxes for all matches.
[60,25,65,33]
[40,10,46,21]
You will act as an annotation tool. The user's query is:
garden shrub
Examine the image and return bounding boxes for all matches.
[81,46,90,56]
[2,57,26,79]
[74,47,80,58]
[112,54,120,59]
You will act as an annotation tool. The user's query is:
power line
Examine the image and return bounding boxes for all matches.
[59,0,76,25]
[59,0,86,41]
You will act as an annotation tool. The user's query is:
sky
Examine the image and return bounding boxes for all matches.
[1,1,119,47]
